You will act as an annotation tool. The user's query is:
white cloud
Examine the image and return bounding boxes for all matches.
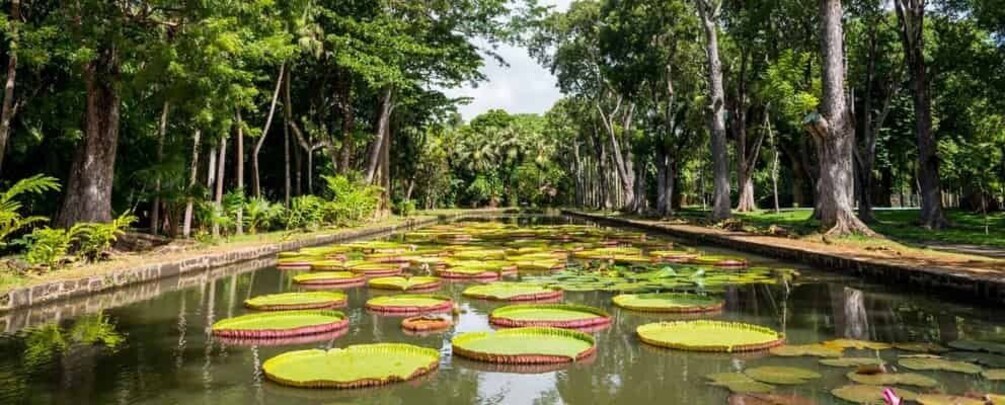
[442,0,573,121]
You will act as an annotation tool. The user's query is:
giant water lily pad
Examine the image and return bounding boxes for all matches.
[915,394,986,405]
[982,369,1005,380]
[263,343,439,388]
[823,339,891,351]
[348,262,404,277]
[462,283,563,302]
[293,271,365,287]
[948,340,1005,355]
[245,292,347,311]
[945,351,1005,368]
[743,367,821,385]
[894,342,949,353]
[365,294,453,315]
[612,293,724,313]
[770,344,844,358]
[691,255,748,268]
[845,371,938,388]
[726,393,817,405]
[820,357,885,367]
[705,372,774,393]
[831,385,918,404]
[367,276,441,292]
[489,304,611,329]
[899,357,983,374]
[211,310,348,338]
[451,327,595,364]
[636,320,784,352]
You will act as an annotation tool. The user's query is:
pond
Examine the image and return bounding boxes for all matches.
[1,216,1004,404]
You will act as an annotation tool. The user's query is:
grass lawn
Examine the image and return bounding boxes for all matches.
[714,208,1005,249]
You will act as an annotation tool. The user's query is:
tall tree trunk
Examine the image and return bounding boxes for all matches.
[696,0,731,221]
[596,99,635,211]
[234,110,244,235]
[766,112,781,213]
[57,46,120,227]
[212,136,227,238]
[894,0,947,229]
[0,0,21,176]
[151,102,170,234]
[252,63,285,198]
[282,68,293,207]
[366,86,394,184]
[335,67,355,172]
[806,0,875,235]
[656,145,669,216]
[182,130,201,238]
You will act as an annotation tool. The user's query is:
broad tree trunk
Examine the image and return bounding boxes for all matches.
[0,0,20,176]
[366,86,394,184]
[212,135,228,238]
[596,100,635,211]
[57,46,120,227]
[806,0,875,235]
[696,0,731,221]
[234,110,244,235]
[894,0,947,229]
[335,67,355,172]
[182,130,201,238]
[252,64,285,198]
[151,102,170,234]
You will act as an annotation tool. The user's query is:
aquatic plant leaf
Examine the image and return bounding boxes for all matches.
[893,342,949,353]
[462,283,563,301]
[915,394,986,405]
[823,339,891,351]
[365,294,453,314]
[612,293,723,313]
[262,343,439,388]
[945,351,1005,368]
[726,393,817,405]
[770,344,844,358]
[245,292,346,311]
[367,276,440,291]
[211,310,348,338]
[451,327,595,363]
[948,340,1005,355]
[292,271,365,286]
[819,357,885,367]
[636,320,784,352]
[743,366,821,385]
[831,385,918,404]
[898,357,983,374]
[489,304,610,329]
[982,369,1005,380]
[706,372,775,393]
[845,371,938,388]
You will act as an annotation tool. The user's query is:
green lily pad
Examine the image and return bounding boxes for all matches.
[451,327,595,363]
[706,372,774,393]
[899,357,983,374]
[743,366,821,385]
[489,304,610,329]
[367,276,441,291]
[770,344,844,358]
[845,371,939,388]
[364,294,453,314]
[915,394,986,405]
[948,340,1005,355]
[819,357,885,367]
[244,292,347,311]
[945,351,1005,368]
[636,320,784,352]
[211,310,348,338]
[983,369,1005,380]
[612,293,723,313]
[263,343,439,388]
[462,283,563,301]
[293,271,365,286]
[893,342,949,353]
[823,339,891,351]
[831,385,918,404]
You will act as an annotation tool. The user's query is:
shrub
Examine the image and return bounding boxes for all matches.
[25,227,79,269]
[286,195,327,230]
[244,198,285,234]
[396,199,417,217]
[322,175,382,226]
[0,175,60,247]
[74,213,137,263]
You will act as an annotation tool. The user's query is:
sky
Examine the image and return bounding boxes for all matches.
[442,0,573,121]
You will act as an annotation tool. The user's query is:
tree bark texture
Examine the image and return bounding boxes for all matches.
[57,46,120,227]
[696,0,732,221]
[151,102,169,234]
[335,67,355,172]
[252,63,285,198]
[366,86,394,184]
[0,0,21,176]
[894,0,947,229]
[212,135,227,238]
[807,0,874,235]
[182,130,201,238]
[234,110,244,235]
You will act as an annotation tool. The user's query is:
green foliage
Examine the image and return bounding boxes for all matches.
[321,175,382,226]
[24,227,79,269]
[395,200,417,217]
[285,195,327,231]
[244,198,286,234]
[74,213,137,263]
[0,175,60,247]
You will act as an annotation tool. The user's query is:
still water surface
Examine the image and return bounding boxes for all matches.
[1,217,1004,404]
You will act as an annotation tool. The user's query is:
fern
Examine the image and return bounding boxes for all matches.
[74,213,137,263]
[0,175,60,247]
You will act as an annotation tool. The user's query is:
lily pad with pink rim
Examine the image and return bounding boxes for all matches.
[211,310,349,339]
[364,294,454,315]
[462,283,563,302]
[245,291,347,311]
[293,271,366,288]
[451,327,596,364]
[489,304,611,329]
[262,343,439,389]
